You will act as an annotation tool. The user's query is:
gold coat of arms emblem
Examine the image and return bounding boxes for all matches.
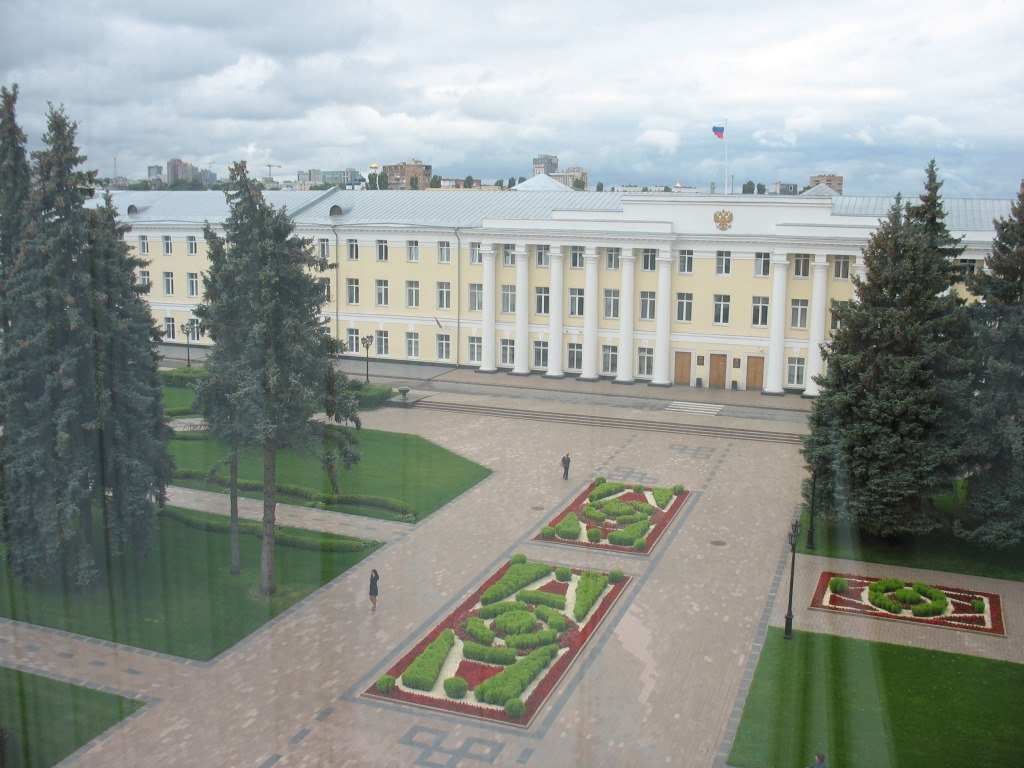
[714,210,734,231]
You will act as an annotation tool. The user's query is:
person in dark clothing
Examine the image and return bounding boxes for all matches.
[369,569,380,612]
[560,452,571,480]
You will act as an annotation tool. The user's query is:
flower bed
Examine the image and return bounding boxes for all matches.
[363,557,629,726]
[534,479,689,555]
[810,571,1005,636]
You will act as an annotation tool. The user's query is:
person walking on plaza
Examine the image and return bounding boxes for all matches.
[369,569,380,612]
[560,452,571,480]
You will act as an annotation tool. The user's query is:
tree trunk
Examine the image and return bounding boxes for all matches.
[229,447,240,575]
[259,440,276,595]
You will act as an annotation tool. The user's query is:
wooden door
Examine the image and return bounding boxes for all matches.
[746,356,765,391]
[673,351,691,385]
[709,354,727,389]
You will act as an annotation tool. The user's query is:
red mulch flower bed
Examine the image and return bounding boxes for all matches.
[363,560,630,727]
[811,571,1005,636]
[536,480,689,555]
[454,659,503,688]
[537,580,569,595]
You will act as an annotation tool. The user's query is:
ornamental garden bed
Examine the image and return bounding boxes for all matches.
[533,478,689,555]
[363,556,629,727]
[810,571,1005,636]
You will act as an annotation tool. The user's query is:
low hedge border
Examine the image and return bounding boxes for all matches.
[516,590,566,610]
[402,629,455,691]
[462,641,517,666]
[504,628,559,650]
[465,617,495,646]
[477,602,524,620]
[588,482,626,502]
[572,572,608,622]
[533,605,568,632]
[473,644,559,705]
[159,367,209,388]
[481,562,553,605]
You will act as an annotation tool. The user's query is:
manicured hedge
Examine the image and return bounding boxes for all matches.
[671,484,685,495]
[573,572,608,622]
[516,590,566,610]
[511,553,527,565]
[159,366,209,388]
[376,675,395,693]
[505,628,559,650]
[534,605,568,631]
[910,583,948,617]
[555,567,571,582]
[599,499,633,519]
[587,527,602,542]
[868,590,903,614]
[540,526,556,539]
[593,476,607,485]
[443,676,468,699]
[612,513,645,526]
[474,644,559,705]
[971,598,985,613]
[608,569,624,584]
[504,698,525,718]
[893,587,923,605]
[477,601,524,619]
[589,482,626,502]
[462,641,517,665]
[465,617,495,646]
[401,629,455,691]
[493,609,537,635]
[481,562,553,604]
[630,501,656,516]
[608,520,650,546]
[828,577,849,594]
[652,487,674,508]
[583,505,606,522]
[555,512,581,540]
[355,383,395,410]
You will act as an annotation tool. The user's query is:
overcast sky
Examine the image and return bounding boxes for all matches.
[2,0,1022,196]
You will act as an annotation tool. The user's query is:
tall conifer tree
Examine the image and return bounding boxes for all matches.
[0,85,30,340]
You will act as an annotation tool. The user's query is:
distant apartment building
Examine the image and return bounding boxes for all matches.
[323,168,364,187]
[147,165,164,183]
[436,177,482,189]
[166,158,192,185]
[809,174,843,194]
[384,159,432,190]
[772,182,799,195]
[552,166,588,190]
[532,154,558,176]
[198,168,217,186]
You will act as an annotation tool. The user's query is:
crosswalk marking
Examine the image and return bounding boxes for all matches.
[665,400,724,416]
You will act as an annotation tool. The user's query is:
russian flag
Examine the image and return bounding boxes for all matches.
[712,125,725,139]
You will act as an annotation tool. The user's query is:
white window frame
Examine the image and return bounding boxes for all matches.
[676,292,693,322]
[347,239,359,260]
[570,245,584,269]
[470,242,482,265]
[438,241,451,264]
[163,317,175,340]
[678,249,693,274]
[535,245,550,268]
[713,294,730,325]
[138,269,150,288]
[787,356,805,387]
[407,240,419,262]
[319,238,330,259]
[791,298,808,329]
[163,271,174,295]
[347,328,360,353]
[605,247,620,270]
[406,332,420,358]
[406,280,420,308]
[834,255,850,279]
[502,244,515,267]
[376,240,389,262]
[601,344,618,375]
[139,235,149,255]
[468,336,482,363]
[535,286,550,315]
[162,235,172,256]
[716,250,731,275]
[752,296,769,327]
[375,330,389,356]
[754,252,770,277]
[604,289,619,319]
[500,339,515,366]
[639,291,656,321]
[187,235,197,256]
[637,347,653,377]
[437,281,451,310]
[469,283,483,312]
[375,279,389,307]
[501,285,516,314]
[569,287,584,317]
[187,272,199,298]
[436,333,451,360]
[533,340,548,369]
[346,278,359,304]
[794,254,810,278]
[641,248,657,271]
[567,342,582,370]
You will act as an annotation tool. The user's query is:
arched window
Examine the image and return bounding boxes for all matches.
[127,204,139,215]
[329,205,343,217]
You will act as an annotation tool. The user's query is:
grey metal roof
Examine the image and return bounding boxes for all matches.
[513,174,572,192]
[87,190,331,224]
[800,182,840,197]
[832,196,1012,231]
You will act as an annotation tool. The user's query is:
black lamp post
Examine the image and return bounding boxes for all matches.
[179,321,192,368]
[784,517,801,640]
[360,334,374,383]
[806,468,817,550]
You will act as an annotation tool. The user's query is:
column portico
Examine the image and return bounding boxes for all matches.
[764,252,789,394]
[580,246,600,380]
[803,254,829,397]
[651,250,673,386]
[512,244,530,375]
[479,244,497,372]
[615,250,636,383]
[546,245,564,377]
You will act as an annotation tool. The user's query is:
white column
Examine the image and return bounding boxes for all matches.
[764,252,789,394]
[854,255,867,285]
[479,244,497,372]
[580,246,600,380]
[803,254,829,397]
[616,250,636,383]
[512,244,530,374]
[546,245,564,377]
[651,249,672,386]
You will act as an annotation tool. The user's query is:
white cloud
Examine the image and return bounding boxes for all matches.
[636,129,680,154]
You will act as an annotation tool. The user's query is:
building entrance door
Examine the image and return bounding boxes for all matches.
[709,354,727,389]
[673,351,691,385]
[746,356,765,391]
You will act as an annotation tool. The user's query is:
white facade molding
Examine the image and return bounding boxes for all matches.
[512,243,530,374]
[546,245,565,377]
[804,254,829,396]
[765,252,790,394]
[480,244,497,371]
[616,251,637,383]
[580,246,600,380]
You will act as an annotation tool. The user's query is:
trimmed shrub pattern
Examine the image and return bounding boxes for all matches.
[376,675,395,693]
[971,598,985,614]
[583,505,605,522]
[516,590,567,609]
[462,642,517,665]
[608,569,624,584]
[608,520,650,546]
[533,605,568,632]
[474,644,559,705]
[477,602,525,620]
[588,482,626,502]
[402,629,455,691]
[493,610,537,636]
[651,487,673,508]
[504,628,559,650]
[465,617,495,646]
[540,526,556,539]
[510,553,527,565]
[504,698,525,718]
[481,562,553,605]
[555,512,581,540]
[555,566,571,582]
[573,572,608,622]
[443,676,468,699]
[828,577,849,594]
[586,527,602,542]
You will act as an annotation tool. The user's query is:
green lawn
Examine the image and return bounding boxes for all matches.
[729,628,1024,768]
[0,507,378,660]
[0,666,141,768]
[168,428,490,521]
[161,385,197,416]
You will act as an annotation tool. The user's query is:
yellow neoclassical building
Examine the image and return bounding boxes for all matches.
[98,182,1007,396]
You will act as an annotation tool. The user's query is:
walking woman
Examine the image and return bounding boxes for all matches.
[369,569,380,612]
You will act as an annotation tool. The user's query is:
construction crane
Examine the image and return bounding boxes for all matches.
[265,163,281,180]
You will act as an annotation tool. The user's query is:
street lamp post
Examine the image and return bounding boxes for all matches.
[360,334,374,383]
[806,468,817,550]
[784,517,801,640]
[179,321,192,368]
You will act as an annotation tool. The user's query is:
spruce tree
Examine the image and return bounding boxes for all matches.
[0,84,30,339]
[959,181,1024,546]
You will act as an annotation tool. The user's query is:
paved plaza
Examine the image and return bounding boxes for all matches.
[0,388,1018,767]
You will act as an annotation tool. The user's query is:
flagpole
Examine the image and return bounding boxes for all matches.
[724,118,729,194]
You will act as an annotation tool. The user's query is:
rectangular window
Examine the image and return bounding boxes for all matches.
[604,289,619,319]
[438,241,451,264]
[319,238,330,259]
[376,240,389,262]
[794,254,810,278]
[601,345,618,375]
[187,272,199,298]
[470,242,482,264]
[535,286,550,315]
[163,317,175,340]
[713,294,730,324]
[502,244,515,266]
[642,248,657,271]
[500,339,515,366]
[185,319,200,341]
[187,235,198,256]
[570,245,584,268]
[375,279,389,306]
[139,235,149,255]
[831,304,847,331]
[569,288,584,317]
[138,269,150,288]
[716,250,731,275]
[501,285,516,313]
[436,333,451,360]
[678,249,693,274]
[346,278,359,304]
[406,332,420,358]
[787,356,805,386]
[958,258,977,278]
[791,298,808,328]
[375,330,389,356]
[676,292,693,322]
[468,336,482,363]
[567,343,582,370]
[163,235,172,255]
[535,245,550,267]
[469,283,483,311]
[347,328,359,353]
[637,347,653,377]
[407,240,419,262]
[533,340,548,369]
[833,255,850,279]
[606,247,620,270]
[163,271,174,295]
[640,291,656,320]
[754,252,770,277]
[437,281,451,310]
[347,239,359,260]
[406,280,419,308]
[752,296,769,327]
